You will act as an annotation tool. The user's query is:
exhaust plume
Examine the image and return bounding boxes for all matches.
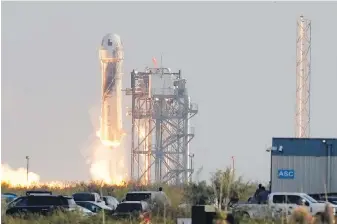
[1,163,40,186]
[82,105,128,186]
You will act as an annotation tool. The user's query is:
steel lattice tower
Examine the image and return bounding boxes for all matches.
[126,67,198,185]
[295,15,311,138]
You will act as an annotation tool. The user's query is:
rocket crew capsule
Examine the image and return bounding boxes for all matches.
[99,34,124,147]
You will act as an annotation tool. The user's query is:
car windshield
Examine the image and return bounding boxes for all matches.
[7,197,23,208]
[125,193,151,201]
[73,193,95,202]
[116,203,142,213]
[326,197,337,204]
[303,194,318,203]
[66,198,77,207]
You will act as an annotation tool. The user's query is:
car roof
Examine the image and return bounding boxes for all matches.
[21,194,68,198]
[3,193,17,196]
[2,194,17,198]
[120,201,147,205]
[73,192,99,195]
[271,192,307,195]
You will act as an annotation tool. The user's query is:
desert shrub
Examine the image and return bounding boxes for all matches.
[183,181,215,205]
[289,206,313,224]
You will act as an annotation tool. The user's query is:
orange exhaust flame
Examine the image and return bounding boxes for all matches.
[90,129,128,186]
[1,163,128,188]
[1,164,40,187]
[0,164,75,188]
[96,130,121,148]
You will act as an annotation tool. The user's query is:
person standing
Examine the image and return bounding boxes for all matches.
[254,184,263,200]
[257,186,269,204]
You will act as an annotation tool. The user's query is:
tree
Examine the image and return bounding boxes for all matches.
[211,166,256,209]
[183,181,215,205]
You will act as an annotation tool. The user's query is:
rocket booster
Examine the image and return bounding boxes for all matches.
[99,34,124,147]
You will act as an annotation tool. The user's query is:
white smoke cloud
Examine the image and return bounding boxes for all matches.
[1,163,40,186]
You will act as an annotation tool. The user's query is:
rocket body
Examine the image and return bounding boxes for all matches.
[99,34,124,147]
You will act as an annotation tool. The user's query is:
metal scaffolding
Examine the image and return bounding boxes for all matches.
[295,15,311,138]
[126,67,198,185]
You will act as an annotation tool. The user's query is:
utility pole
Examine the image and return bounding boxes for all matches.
[231,156,235,176]
[26,156,30,185]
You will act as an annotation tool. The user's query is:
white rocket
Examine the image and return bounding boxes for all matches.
[99,34,124,147]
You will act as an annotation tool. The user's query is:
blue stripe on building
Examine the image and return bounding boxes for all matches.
[271,138,337,157]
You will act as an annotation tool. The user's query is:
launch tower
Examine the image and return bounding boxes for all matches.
[126,67,198,185]
[295,15,311,138]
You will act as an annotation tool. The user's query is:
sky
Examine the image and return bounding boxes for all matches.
[2,1,337,183]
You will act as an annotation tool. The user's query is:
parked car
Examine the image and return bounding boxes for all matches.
[113,201,151,220]
[309,194,337,205]
[2,193,17,203]
[232,192,337,219]
[6,191,77,216]
[76,201,113,214]
[72,192,104,204]
[124,191,156,202]
[102,196,119,210]
[326,197,337,205]
[124,191,171,207]
[317,197,337,205]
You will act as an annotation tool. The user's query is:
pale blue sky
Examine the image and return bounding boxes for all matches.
[2,1,337,182]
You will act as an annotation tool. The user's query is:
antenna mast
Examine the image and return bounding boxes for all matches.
[295,15,311,138]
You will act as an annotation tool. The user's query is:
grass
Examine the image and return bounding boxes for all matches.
[2,208,335,224]
[2,211,177,224]
[1,204,186,224]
